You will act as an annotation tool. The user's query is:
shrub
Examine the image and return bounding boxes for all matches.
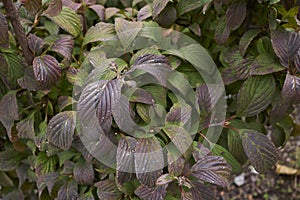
[0,0,299,199]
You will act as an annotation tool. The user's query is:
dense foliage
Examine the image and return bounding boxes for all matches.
[0,0,299,199]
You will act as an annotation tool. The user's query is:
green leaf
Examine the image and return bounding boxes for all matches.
[240,129,278,173]
[45,6,82,37]
[227,120,249,163]
[35,152,58,174]
[211,144,242,174]
[176,0,212,16]
[46,111,76,150]
[163,125,193,158]
[0,171,14,187]
[236,75,276,117]
[2,52,25,89]
[83,22,116,45]
[250,53,285,75]
[0,147,24,171]
[239,29,261,57]
[215,16,230,45]
[115,18,143,49]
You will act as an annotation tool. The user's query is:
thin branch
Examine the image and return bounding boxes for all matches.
[2,0,33,65]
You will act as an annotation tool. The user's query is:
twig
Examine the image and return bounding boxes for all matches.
[3,0,34,65]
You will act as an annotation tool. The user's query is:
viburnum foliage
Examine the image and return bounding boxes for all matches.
[0,0,299,199]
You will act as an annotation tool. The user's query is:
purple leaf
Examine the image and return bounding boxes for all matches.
[95,180,122,200]
[221,51,252,85]
[24,0,42,16]
[152,0,169,18]
[167,145,185,176]
[138,5,152,21]
[36,172,59,197]
[190,156,231,187]
[73,160,94,185]
[51,35,74,60]
[271,30,300,68]
[62,0,81,11]
[44,0,62,17]
[134,184,168,200]
[192,142,211,162]
[129,88,155,104]
[46,111,76,150]
[90,5,105,21]
[56,180,79,200]
[215,16,230,45]
[28,34,45,56]
[116,137,137,186]
[226,0,247,30]
[0,92,19,140]
[0,13,9,48]
[156,173,175,185]
[135,137,164,187]
[33,55,61,87]
[240,129,278,173]
[190,181,216,200]
[295,50,300,72]
[16,114,35,140]
[130,54,172,87]
[165,103,191,125]
[281,74,300,105]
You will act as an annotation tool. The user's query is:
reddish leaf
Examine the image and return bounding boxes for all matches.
[215,16,230,45]
[138,5,152,21]
[73,160,94,185]
[281,74,300,105]
[24,0,42,16]
[28,34,45,56]
[33,55,61,87]
[95,180,122,200]
[190,156,231,187]
[134,185,168,200]
[90,5,105,21]
[46,111,76,150]
[116,137,137,186]
[190,181,216,200]
[135,137,164,187]
[165,103,191,126]
[0,13,9,48]
[44,0,62,17]
[16,114,35,140]
[226,0,247,30]
[152,0,169,18]
[51,35,74,60]
[156,173,175,185]
[240,129,278,173]
[271,30,300,68]
[56,180,79,200]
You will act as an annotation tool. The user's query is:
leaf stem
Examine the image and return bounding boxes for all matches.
[2,0,34,65]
